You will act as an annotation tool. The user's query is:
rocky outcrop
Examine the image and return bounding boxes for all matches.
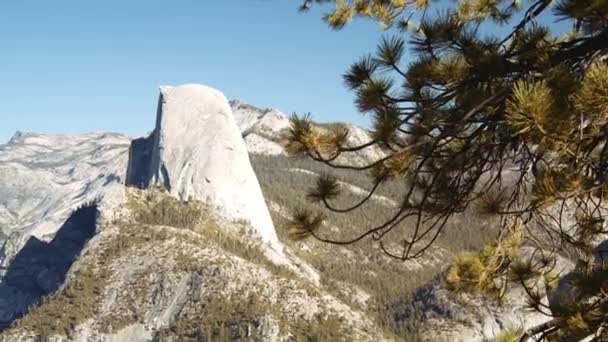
[338,124,386,166]
[412,278,549,341]
[230,100,291,156]
[230,99,290,140]
[132,85,284,253]
[128,85,324,283]
[0,132,130,264]
[315,123,387,166]
[243,133,285,156]
[0,191,387,341]
[0,132,130,329]
[0,204,98,329]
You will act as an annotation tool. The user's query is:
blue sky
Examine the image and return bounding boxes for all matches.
[0,1,570,143]
[0,1,386,142]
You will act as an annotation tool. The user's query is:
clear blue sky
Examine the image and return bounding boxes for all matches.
[0,1,570,143]
[0,1,386,142]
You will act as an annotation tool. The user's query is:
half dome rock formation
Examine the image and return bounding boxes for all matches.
[129,84,284,255]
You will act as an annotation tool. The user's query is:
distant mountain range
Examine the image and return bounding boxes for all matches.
[0,85,550,341]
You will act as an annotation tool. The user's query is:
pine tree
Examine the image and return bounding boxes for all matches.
[287,0,608,340]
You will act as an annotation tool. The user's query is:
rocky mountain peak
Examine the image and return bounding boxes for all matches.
[229,100,289,137]
[0,85,426,341]
[144,84,284,252]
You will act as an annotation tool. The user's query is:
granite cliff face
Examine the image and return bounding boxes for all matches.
[0,84,394,341]
[133,85,283,252]
[0,133,131,329]
[126,84,319,278]
[0,132,130,265]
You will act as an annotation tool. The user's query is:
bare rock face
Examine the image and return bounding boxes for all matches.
[144,84,283,252]
[230,99,290,140]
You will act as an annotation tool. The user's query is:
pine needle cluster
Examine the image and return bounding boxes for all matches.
[289,0,608,339]
[446,228,522,294]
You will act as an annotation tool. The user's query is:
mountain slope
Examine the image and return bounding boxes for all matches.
[250,154,504,338]
[0,91,531,341]
[229,99,387,166]
[0,87,394,341]
[0,132,130,268]
[230,100,290,140]
[1,189,386,341]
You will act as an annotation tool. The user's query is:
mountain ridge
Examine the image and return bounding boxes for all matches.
[0,85,548,341]
[0,85,394,341]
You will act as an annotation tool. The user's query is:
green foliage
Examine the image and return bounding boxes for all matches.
[290,0,608,339]
[252,155,499,339]
[493,327,523,342]
[307,173,341,203]
[506,80,554,138]
[287,208,326,241]
[447,251,493,293]
[127,188,292,278]
[283,113,317,156]
[127,187,204,229]
[446,229,522,295]
[573,63,608,122]
[302,0,414,30]
[12,266,108,338]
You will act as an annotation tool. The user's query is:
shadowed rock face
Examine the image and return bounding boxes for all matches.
[0,203,98,330]
[125,135,154,189]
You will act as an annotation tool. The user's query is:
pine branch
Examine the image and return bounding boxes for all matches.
[500,0,551,48]
[320,179,383,213]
